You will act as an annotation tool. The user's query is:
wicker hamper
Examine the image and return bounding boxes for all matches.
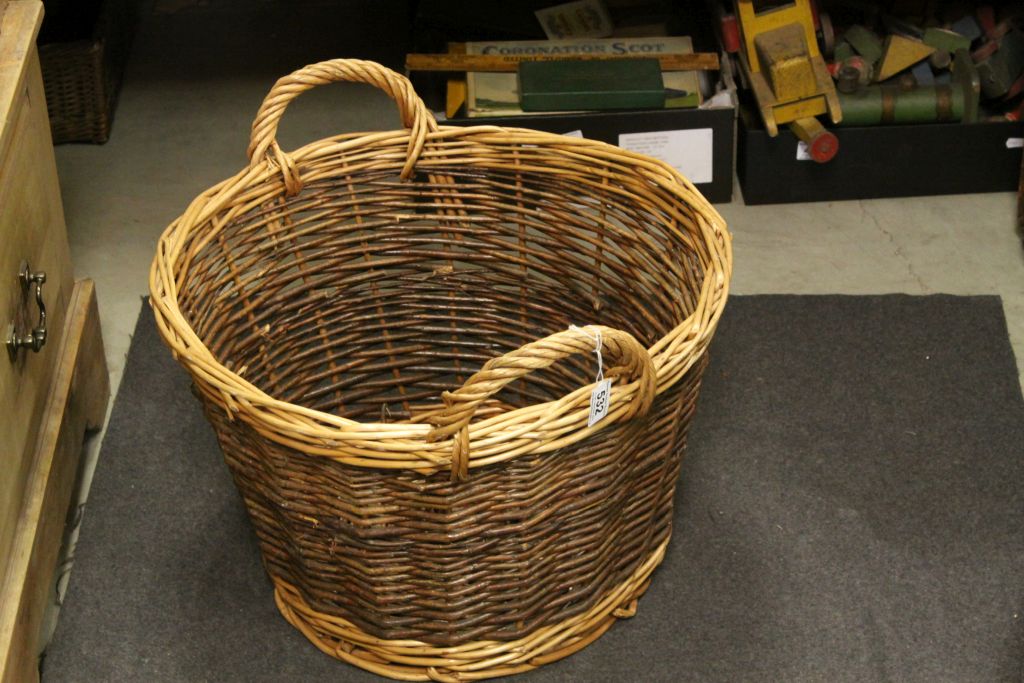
[38,0,136,143]
[150,60,731,680]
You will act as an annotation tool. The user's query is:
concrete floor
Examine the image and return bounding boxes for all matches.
[47,0,1024,654]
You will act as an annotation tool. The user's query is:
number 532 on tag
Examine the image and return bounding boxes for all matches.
[588,379,612,427]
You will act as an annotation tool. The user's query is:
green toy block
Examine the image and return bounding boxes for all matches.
[922,27,971,53]
[845,25,884,65]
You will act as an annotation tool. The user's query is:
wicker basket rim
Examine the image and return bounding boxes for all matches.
[149,63,732,474]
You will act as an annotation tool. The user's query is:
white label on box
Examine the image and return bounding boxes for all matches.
[587,379,613,427]
[1006,137,1023,149]
[796,141,812,161]
[563,129,585,138]
[618,128,714,184]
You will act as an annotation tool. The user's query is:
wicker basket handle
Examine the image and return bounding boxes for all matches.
[428,326,657,482]
[247,59,436,187]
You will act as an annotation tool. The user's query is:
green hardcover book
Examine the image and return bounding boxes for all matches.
[518,59,666,111]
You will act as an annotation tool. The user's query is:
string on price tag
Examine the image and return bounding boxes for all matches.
[569,325,613,427]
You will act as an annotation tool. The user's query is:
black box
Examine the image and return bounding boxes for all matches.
[716,0,1024,205]
[412,61,738,204]
[410,1,737,203]
[441,107,735,203]
[738,106,1024,205]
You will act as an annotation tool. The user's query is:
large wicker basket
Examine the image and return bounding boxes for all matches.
[150,60,731,681]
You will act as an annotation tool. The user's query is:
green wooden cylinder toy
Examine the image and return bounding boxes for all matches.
[838,84,964,126]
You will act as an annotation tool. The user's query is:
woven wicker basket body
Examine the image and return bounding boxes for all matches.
[150,60,731,681]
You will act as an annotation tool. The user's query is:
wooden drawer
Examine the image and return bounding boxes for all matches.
[0,3,109,681]
[0,40,75,583]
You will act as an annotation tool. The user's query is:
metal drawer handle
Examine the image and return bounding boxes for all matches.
[6,261,47,362]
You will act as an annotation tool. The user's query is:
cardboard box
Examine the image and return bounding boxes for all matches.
[737,105,1024,204]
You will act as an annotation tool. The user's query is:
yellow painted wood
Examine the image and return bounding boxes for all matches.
[789,115,827,142]
[445,43,466,119]
[735,0,819,74]
[877,34,935,82]
[749,72,780,135]
[772,95,827,125]
[736,0,841,135]
[755,23,818,102]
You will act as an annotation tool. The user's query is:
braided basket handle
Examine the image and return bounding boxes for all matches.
[247,59,436,188]
[428,326,657,482]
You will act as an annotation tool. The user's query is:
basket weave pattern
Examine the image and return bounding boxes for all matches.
[151,60,731,680]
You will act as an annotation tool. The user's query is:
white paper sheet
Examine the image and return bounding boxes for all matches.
[618,128,714,184]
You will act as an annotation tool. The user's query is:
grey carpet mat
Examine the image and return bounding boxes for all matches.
[45,295,1024,682]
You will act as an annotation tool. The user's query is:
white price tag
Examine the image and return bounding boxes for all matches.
[563,129,584,138]
[796,141,812,160]
[1006,137,1023,149]
[588,379,613,427]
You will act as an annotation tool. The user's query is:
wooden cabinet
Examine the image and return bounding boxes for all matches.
[0,3,109,681]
